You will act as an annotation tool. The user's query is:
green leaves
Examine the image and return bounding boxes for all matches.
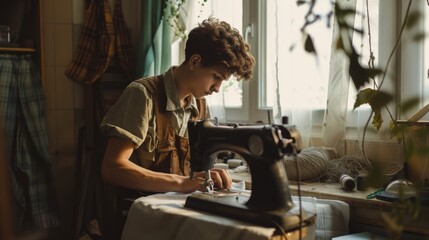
[296,0,308,6]
[348,48,383,90]
[412,32,426,42]
[354,88,393,130]
[405,11,426,42]
[334,4,362,35]
[399,97,420,115]
[365,162,386,188]
[304,33,316,54]
[406,11,421,29]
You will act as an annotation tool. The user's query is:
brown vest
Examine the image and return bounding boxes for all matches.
[140,75,206,176]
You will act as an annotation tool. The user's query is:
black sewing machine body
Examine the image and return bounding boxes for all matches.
[185,119,315,232]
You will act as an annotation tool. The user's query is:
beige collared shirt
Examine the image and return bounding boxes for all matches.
[100,67,210,163]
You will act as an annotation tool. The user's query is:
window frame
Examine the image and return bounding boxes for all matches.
[399,0,429,121]
[225,0,271,123]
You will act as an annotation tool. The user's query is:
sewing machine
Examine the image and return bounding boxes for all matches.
[185,119,315,232]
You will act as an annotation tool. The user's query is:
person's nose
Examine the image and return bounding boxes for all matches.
[211,81,223,93]
[211,84,220,93]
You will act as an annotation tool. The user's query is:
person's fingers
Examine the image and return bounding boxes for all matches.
[192,169,233,190]
[223,169,232,188]
[194,171,220,185]
[209,171,223,189]
[212,168,232,189]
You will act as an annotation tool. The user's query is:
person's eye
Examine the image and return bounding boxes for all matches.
[214,74,222,81]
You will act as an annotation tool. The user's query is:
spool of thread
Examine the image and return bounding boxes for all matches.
[213,163,228,170]
[227,159,243,169]
[215,158,226,164]
[356,174,368,191]
[340,174,356,191]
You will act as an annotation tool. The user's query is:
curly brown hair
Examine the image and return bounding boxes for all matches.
[185,17,255,80]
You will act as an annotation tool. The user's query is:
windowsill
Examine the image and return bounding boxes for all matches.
[230,172,429,237]
[230,172,376,203]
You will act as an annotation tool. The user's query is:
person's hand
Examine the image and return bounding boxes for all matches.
[212,168,233,189]
[193,168,232,190]
[179,168,232,193]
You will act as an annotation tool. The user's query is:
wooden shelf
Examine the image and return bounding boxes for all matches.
[0,47,37,53]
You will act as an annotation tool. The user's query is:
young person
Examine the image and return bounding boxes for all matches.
[100,17,255,193]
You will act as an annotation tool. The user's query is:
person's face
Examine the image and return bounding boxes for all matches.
[187,54,231,98]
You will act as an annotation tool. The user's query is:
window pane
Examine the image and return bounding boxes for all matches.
[204,0,243,108]
[221,78,243,107]
[265,0,332,109]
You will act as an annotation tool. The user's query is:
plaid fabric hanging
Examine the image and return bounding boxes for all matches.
[65,0,115,84]
[0,54,60,230]
[113,0,135,81]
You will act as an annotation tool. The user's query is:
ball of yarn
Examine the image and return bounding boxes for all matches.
[284,147,337,181]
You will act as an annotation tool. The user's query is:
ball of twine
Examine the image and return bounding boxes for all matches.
[284,147,370,183]
[323,155,371,183]
[284,147,337,181]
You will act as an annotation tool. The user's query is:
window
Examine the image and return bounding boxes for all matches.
[264,0,333,110]
[400,0,429,121]
[345,0,428,138]
[173,0,426,126]
[206,0,244,108]
[174,0,249,121]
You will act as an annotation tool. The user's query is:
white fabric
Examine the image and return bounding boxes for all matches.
[121,192,349,240]
[291,196,350,239]
[121,192,275,240]
[322,0,357,154]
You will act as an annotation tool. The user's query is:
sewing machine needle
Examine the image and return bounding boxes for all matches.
[205,170,214,194]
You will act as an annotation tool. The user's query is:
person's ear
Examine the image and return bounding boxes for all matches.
[189,54,201,70]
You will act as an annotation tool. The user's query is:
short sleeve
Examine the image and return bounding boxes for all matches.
[100,81,153,148]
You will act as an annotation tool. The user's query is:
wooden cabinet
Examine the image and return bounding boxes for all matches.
[0,0,44,81]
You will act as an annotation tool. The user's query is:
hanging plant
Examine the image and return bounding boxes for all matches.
[163,0,208,40]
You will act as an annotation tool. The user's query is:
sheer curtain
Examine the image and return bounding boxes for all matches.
[322,0,357,155]
[271,0,335,149]
[272,0,394,156]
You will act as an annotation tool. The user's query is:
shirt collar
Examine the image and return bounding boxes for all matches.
[163,67,199,115]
